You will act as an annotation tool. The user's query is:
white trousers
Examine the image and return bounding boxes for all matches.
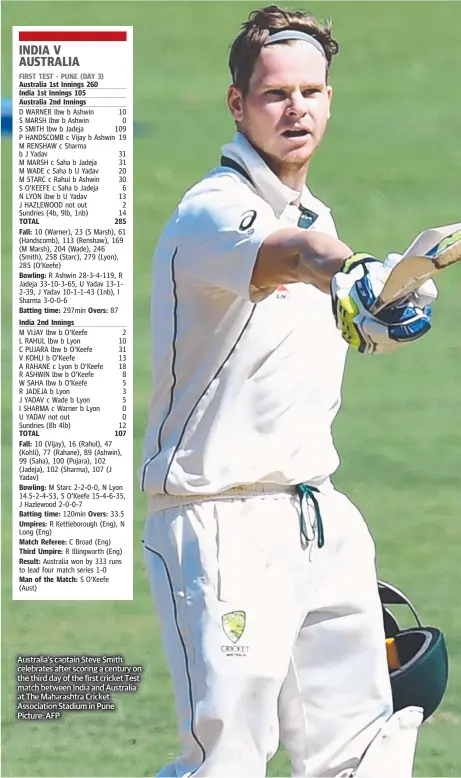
[143,483,393,777]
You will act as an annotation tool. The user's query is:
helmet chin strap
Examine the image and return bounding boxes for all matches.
[334,707,424,778]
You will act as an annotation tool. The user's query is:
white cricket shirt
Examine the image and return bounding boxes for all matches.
[140,132,348,502]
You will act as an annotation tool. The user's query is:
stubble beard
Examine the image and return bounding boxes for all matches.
[260,141,314,185]
[240,125,317,187]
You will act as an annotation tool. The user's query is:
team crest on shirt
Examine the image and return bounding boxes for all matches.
[222,611,246,643]
[221,611,249,655]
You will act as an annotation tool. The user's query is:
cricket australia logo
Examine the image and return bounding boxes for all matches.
[222,611,246,643]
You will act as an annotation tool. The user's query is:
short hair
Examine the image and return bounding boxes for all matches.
[229,5,339,95]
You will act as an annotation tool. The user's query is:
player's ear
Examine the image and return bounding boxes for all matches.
[227,85,244,122]
[326,84,333,120]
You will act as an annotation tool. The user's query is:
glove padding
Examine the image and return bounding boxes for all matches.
[331,254,433,354]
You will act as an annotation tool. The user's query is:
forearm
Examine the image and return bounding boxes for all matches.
[252,227,353,291]
[295,232,353,293]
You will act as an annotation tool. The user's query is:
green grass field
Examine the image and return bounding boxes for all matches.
[2,1,461,776]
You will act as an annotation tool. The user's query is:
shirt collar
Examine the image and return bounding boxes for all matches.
[220,131,316,218]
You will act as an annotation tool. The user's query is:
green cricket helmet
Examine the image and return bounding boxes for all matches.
[379,580,449,721]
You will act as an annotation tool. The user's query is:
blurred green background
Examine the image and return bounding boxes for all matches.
[2,2,461,776]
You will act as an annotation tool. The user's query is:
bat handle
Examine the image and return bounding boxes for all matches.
[383,253,403,270]
[370,254,409,314]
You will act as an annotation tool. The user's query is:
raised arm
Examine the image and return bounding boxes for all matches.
[251,227,353,294]
[179,188,352,301]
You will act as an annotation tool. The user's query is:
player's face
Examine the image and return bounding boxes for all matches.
[228,41,332,176]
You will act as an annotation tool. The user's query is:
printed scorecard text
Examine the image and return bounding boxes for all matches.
[12,28,133,600]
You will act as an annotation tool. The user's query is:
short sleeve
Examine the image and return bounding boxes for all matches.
[176,184,281,301]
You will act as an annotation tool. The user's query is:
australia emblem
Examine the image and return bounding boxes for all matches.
[222,611,246,643]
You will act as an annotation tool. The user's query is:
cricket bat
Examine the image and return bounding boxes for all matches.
[370,223,461,314]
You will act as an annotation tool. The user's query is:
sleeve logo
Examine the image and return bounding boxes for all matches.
[239,210,257,231]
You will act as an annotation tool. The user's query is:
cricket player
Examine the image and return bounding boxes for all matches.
[140,6,437,776]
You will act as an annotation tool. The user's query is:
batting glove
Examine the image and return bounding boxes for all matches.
[331,254,432,354]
